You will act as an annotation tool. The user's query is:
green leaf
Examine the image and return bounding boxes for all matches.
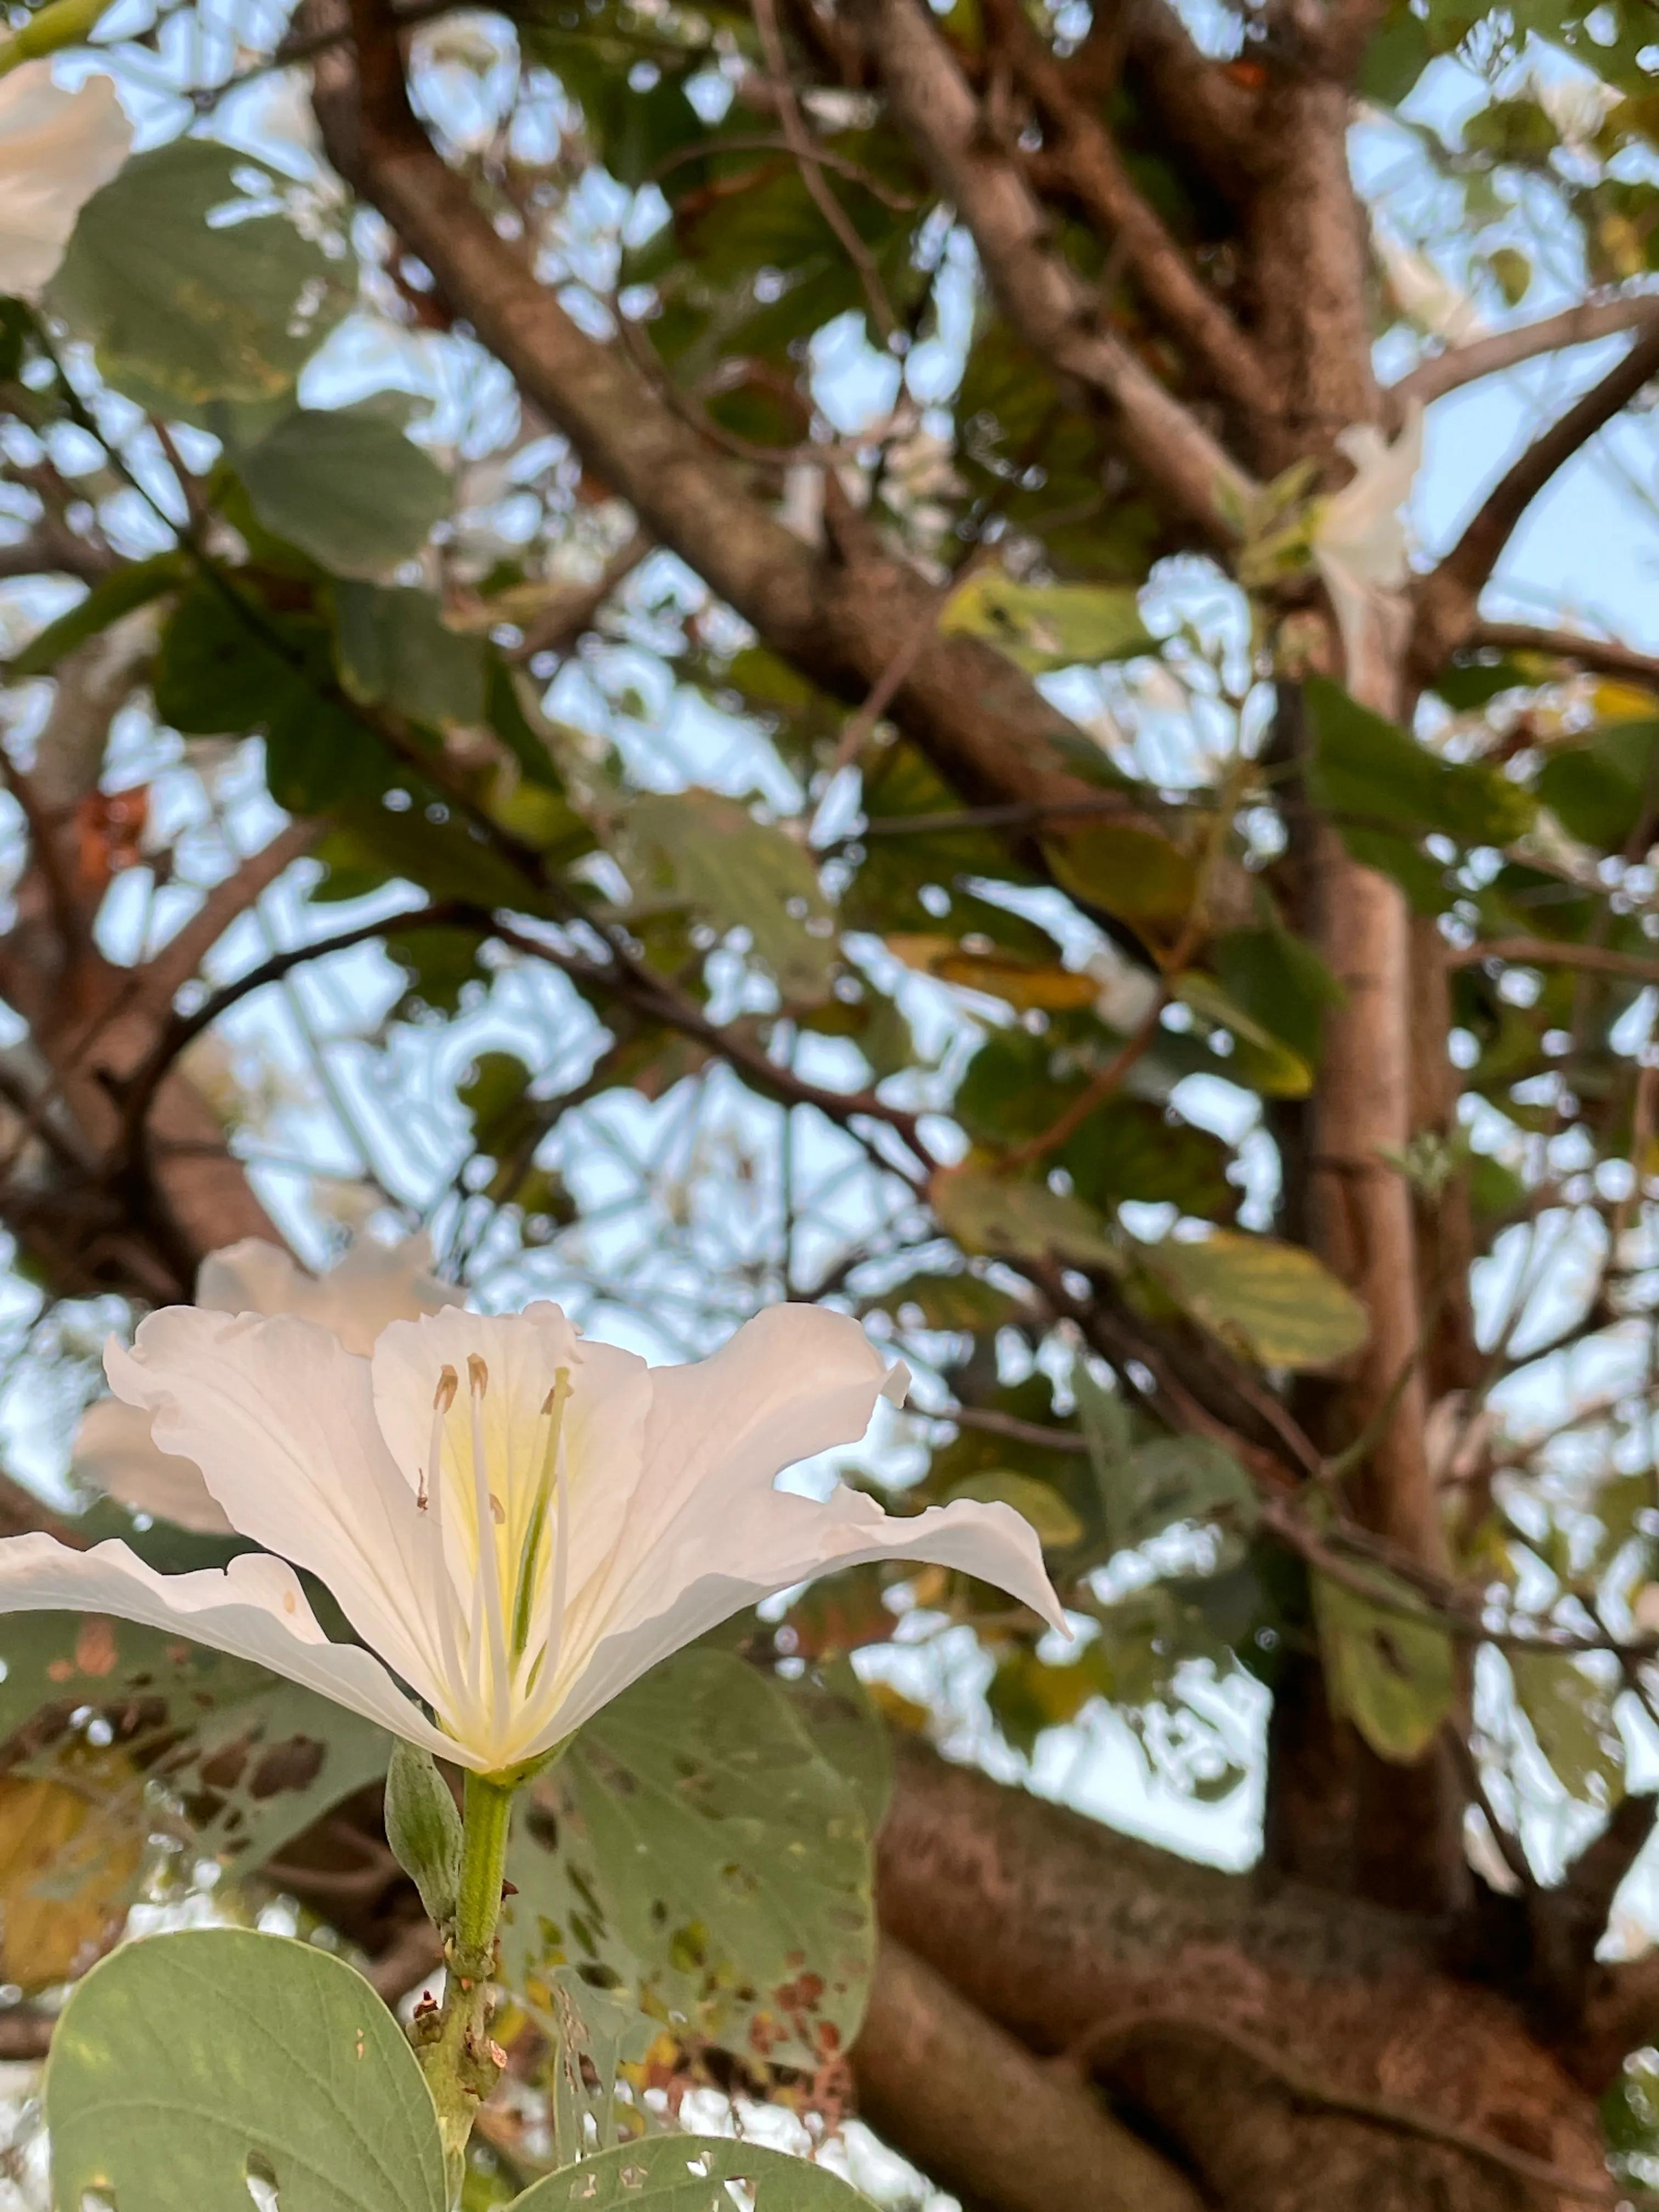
[336,583,487,726]
[11,552,185,676]
[154,581,391,812]
[617,789,834,1005]
[1143,1229,1368,1369]
[988,1641,1113,1755]
[49,141,347,417]
[1305,675,1536,848]
[154,579,304,733]
[1172,970,1313,1097]
[46,1928,447,2212]
[461,1048,540,1158]
[939,569,1155,672]
[933,1166,1119,1270]
[506,2137,877,2212]
[946,1469,1085,1548]
[239,409,452,580]
[1511,1651,1626,1807]
[1073,1358,1132,1474]
[868,1268,1025,1333]
[1061,1094,1238,1223]
[1314,1568,1454,1762]
[0,1612,390,1879]
[1537,722,1659,851]
[1042,821,1198,927]
[1103,1436,1258,1553]
[1211,926,1345,1068]
[501,1649,873,2069]
[543,1967,659,2159]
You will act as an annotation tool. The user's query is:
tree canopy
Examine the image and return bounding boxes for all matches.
[6,0,1659,2202]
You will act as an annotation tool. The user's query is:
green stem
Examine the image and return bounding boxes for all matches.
[414,1772,517,2202]
[454,1771,515,1972]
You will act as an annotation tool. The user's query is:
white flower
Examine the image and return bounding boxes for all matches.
[0,63,132,296]
[1373,224,1486,346]
[1310,406,1424,673]
[74,1232,459,1533]
[19,1297,1062,1774]
[1532,70,1617,154]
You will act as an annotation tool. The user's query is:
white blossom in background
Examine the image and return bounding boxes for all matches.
[1531,68,1619,153]
[22,1294,1063,1774]
[1373,223,1486,346]
[1310,405,1424,673]
[410,13,517,157]
[0,62,131,295]
[74,1232,458,1533]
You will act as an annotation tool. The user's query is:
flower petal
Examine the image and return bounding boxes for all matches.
[0,66,132,295]
[632,1302,908,1536]
[542,1302,902,1685]
[517,1302,1062,1747]
[0,1533,467,1761]
[544,1486,1064,1747]
[370,1306,651,1609]
[197,1231,458,1356]
[105,1308,443,1707]
[72,1396,234,1537]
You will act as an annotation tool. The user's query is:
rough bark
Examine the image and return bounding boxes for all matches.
[876,1742,1614,2212]
[851,1939,1205,2212]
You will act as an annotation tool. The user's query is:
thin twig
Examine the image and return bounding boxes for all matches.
[750,0,901,345]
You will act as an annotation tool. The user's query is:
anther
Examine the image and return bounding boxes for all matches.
[490,1493,506,1525]
[435,1366,459,1412]
[467,1353,489,1397]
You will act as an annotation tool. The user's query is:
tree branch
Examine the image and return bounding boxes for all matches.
[1463,618,1659,687]
[1449,936,1659,985]
[1067,0,1260,203]
[133,820,319,1012]
[876,1740,1614,2194]
[1412,326,1659,678]
[750,0,899,343]
[844,0,1256,540]
[304,0,1190,841]
[852,1940,1205,2212]
[504,526,653,666]
[984,0,1264,415]
[116,902,940,1182]
[0,523,115,585]
[1387,296,1659,421]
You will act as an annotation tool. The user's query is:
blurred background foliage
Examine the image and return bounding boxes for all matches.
[7,0,1659,2197]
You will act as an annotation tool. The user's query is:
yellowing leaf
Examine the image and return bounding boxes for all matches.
[939,569,1154,672]
[1593,680,1659,725]
[1043,822,1198,929]
[0,1770,140,1990]
[946,1470,1085,1548]
[1143,1229,1368,1369]
[932,1165,1118,1270]
[1510,1651,1625,1807]
[618,789,834,1006]
[885,935,1098,1011]
[1314,1570,1454,1762]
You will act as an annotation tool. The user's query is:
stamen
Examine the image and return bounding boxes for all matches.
[424,1369,467,1729]
[421,1367,459,1510]
[510,1367,572,1665]
[543,1378,573,1700]
[469,1351,510,1722]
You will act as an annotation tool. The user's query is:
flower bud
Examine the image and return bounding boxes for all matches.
[385,1741,463,1930]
